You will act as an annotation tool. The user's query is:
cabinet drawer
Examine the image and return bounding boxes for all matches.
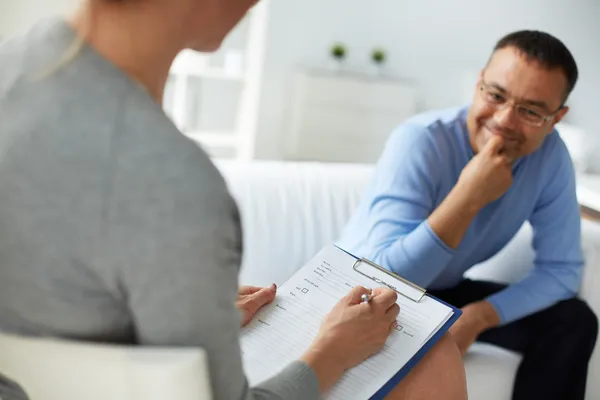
[293,132,386,163]
[286,70,419,163]
[295,72,417,111]
[296,106,411,140]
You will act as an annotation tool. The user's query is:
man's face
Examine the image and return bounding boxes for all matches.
[467,47,570,161]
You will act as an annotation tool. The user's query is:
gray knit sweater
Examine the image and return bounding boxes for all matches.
[0,18,320,400]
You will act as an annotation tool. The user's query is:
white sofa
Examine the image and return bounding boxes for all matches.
[216,159,600,400]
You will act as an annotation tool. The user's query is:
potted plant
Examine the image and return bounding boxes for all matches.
[329,43,347,71]
[370,48,387,76]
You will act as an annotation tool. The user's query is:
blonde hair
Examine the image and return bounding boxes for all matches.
[34,36,86,80]
[33,1,95,80]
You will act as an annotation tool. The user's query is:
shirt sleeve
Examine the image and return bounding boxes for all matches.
[365,123,456,287]
[487,136,584,324]
[111,150,320,400]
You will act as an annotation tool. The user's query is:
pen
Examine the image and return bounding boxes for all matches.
[361,293,372,303]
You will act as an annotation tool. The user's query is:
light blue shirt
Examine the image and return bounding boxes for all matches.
[337,106,584,324]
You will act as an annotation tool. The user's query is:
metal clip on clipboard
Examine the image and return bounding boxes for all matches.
[352,258,427,303]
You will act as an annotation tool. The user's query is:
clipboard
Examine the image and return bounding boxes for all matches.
[335,245,463,400]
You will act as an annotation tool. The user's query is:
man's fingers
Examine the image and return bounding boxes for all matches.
[483,135,505,156]
[491,152,515,170]
[501,153,516,166]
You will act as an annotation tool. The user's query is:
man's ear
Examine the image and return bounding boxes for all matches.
[553,106,570,126]
[476,69,485,88]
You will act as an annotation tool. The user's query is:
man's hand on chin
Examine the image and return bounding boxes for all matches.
[449,301,501,355]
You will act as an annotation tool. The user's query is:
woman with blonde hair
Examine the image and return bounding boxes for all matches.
[0,1,467,399]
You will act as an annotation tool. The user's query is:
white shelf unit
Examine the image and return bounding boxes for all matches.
[163,1,269,160]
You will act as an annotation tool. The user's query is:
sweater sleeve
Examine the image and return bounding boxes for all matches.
[365,124,455,287]
[0,373,30,400]
[486,137,584,324]
[111,147,320,400]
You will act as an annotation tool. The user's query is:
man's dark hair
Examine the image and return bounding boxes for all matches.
[492,30,578,105]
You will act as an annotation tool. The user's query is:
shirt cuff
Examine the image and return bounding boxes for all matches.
[403,220,455,261]
[486,286,522,325]
[388,220,455,287]
[422,221,456,255]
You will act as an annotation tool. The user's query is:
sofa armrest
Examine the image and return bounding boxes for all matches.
[580,220,600,308]
[464,220,600,309]
[579,219,600,400]
[465,219,600,400]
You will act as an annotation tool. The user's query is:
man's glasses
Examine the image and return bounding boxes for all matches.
[479,78,562,127]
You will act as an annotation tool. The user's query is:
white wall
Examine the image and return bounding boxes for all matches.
[0,0,78,36]
[2,0,599,169]
[255,0,600,170]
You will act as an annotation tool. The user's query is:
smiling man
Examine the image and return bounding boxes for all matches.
[337,30,598,400]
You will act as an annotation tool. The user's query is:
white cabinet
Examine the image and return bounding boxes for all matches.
[285,70,417,164]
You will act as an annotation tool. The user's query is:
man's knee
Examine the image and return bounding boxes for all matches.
[557,298,598,348]
[561,299,597,329]
[574,300,598,347]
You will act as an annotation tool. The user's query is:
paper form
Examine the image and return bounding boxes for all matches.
[240,245,454,399]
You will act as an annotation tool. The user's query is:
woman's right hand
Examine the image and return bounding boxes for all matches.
[300,286,400,392]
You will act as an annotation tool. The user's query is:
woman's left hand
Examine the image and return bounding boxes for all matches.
[236,284,277,327]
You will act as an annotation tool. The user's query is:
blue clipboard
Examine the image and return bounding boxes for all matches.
[334,245,463,400]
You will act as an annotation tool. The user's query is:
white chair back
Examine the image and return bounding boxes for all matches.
[0,331,212,400]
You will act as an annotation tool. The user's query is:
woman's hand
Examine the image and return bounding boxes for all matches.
[300,286,400,392]
[236,284,277,327]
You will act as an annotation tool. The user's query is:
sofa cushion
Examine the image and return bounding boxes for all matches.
[464,343,520,399]
[216,160,374,287]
